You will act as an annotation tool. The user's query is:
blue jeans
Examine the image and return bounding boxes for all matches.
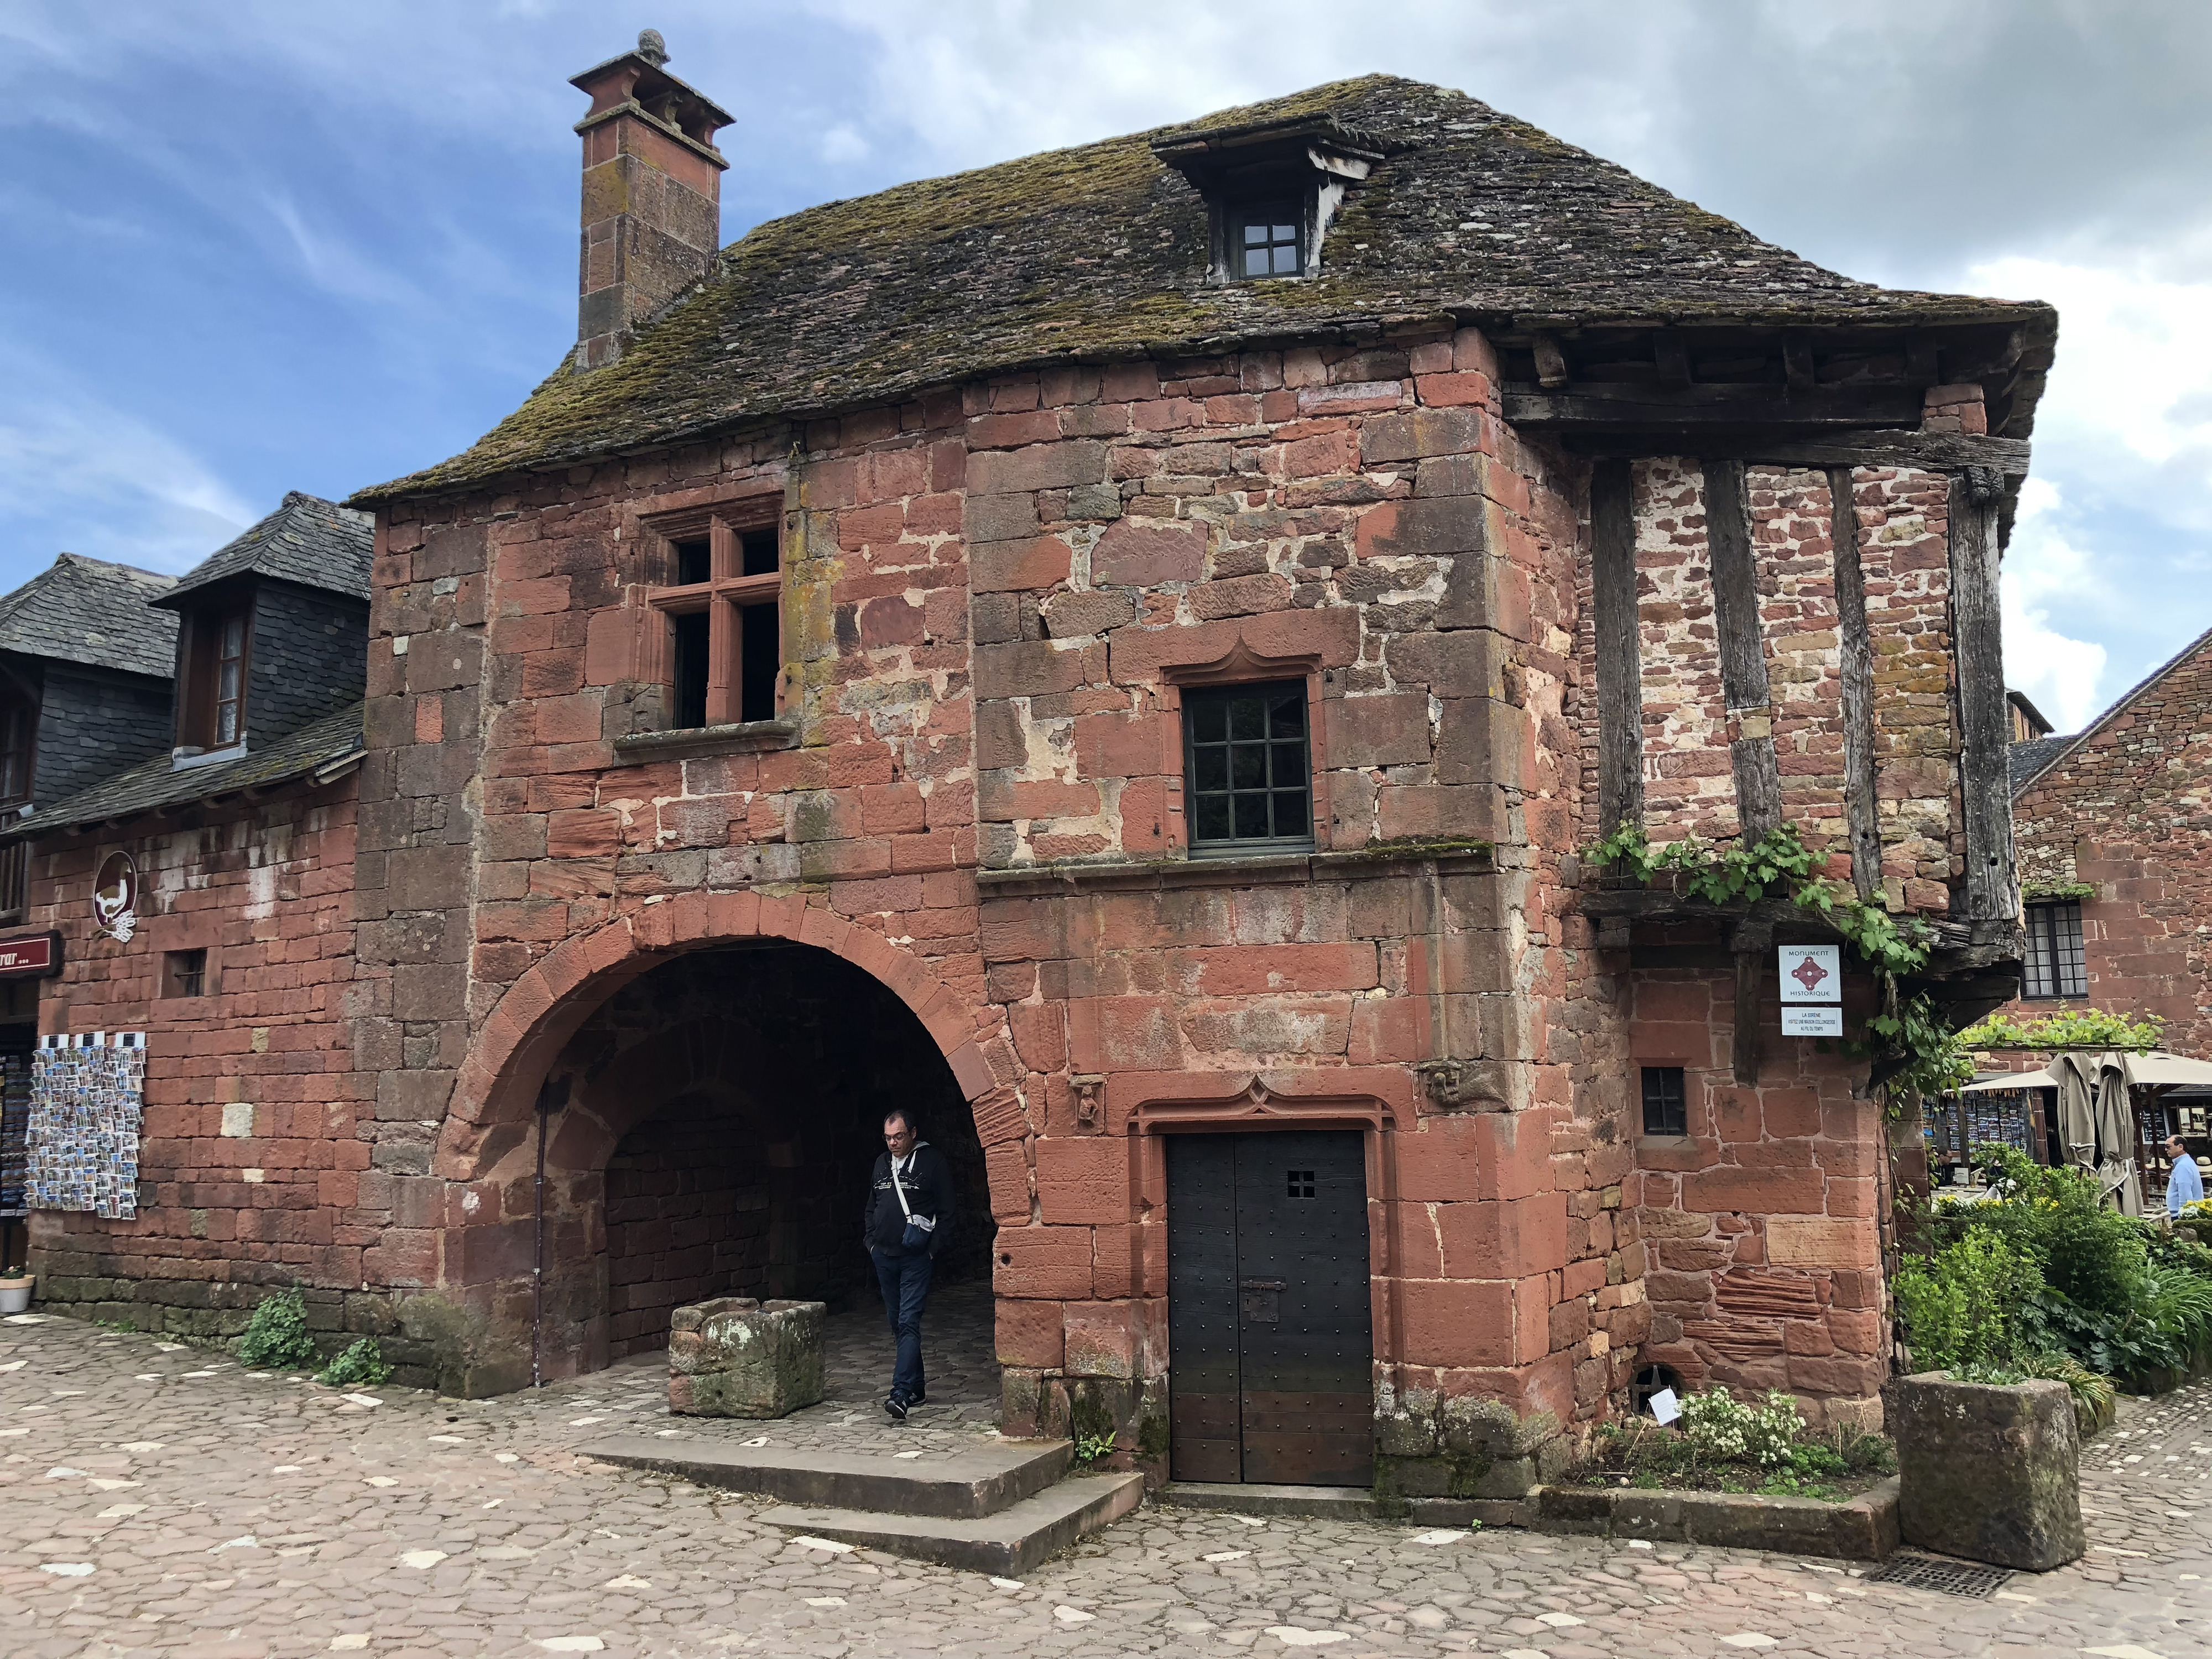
[872,1248,933,1404]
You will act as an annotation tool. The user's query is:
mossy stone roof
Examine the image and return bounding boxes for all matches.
[359,75,2051,505]
[0,554,176,679]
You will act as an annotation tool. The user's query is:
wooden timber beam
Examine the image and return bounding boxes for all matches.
[1731,916,1771,1087]
[1950,467,2018,923]
[1828,465,1884,902]
[1589,459,1643,841]
[1504,384,1922,430]
[1530,332,1571,389]
[1557,429,2031,477]
[1653,333,1692,388]
[1702,457,1784,842]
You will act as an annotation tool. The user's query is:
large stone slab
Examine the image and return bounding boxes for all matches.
[1891,1371,2085,1570]
[578,1433,1071,1519]
[1529,1478,1898,1561]
[758,1471,1146,1575]
[666,1297,825,1419]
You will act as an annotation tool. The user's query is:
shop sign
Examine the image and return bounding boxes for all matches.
[92,852,138,943]
[0,932,60,978]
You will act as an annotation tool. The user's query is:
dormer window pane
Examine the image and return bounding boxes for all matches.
[1235,200,1303,279]
[215,614,246,745]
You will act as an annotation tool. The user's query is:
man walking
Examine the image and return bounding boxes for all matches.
[2167,1134,2204,1218]
[864,1108,954,1420]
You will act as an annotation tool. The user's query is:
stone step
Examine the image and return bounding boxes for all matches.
[1157,1480,1378,1521]
[759,1471,1147,1575]
[577,1432,1073,1519]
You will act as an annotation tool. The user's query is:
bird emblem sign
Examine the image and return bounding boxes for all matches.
[92,851,139,943]
[1776,943,1840,1004]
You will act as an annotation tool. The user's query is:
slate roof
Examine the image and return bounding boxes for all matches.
[2008,735,2073,797]
[357,74,2055,504]
[2010,620,2212,800]
[0,554,177,679]
[159,492,373,606]
[2,701,364,841]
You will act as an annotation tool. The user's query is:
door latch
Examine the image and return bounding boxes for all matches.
[1239,1279,1285,1323]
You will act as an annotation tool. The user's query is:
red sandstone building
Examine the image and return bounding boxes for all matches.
[8,40,2054,1497]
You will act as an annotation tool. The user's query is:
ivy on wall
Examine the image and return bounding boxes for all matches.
[1956,1006,2164,1053]
[1585,821,1973,1105]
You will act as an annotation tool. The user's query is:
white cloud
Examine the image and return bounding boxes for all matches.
[0,348,254,574]
[2001,479,2109,733]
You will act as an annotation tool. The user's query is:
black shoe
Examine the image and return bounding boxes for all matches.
[884,1394,907,1421]
[907,1392,926,1408]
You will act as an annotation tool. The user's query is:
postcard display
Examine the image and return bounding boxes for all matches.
[27,1032,146,1220]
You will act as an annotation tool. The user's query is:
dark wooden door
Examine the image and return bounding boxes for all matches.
[1166,1130,1373,1486]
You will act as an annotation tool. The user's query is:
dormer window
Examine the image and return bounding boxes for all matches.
[179,601,252,754]
[1151,112,1386,287]
[1234,200,1305,279]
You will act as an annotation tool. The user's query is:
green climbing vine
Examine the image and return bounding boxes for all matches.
[1955,1006,2164,1053]
[1587,820,1971,1106]
[2020,879,2098,902]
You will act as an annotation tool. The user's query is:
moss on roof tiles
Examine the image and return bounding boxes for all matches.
[356,75,2052,505]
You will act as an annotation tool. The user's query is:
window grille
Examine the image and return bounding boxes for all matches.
[646,517,782,730]
[1182,681,1312,853]
[2022,900,2086,999]
[1641,1066,1688,1136]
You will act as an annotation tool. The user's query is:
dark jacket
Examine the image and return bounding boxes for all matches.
[864,1141,955,1257]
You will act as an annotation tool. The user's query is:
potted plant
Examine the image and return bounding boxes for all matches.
[0,1265,35,1314]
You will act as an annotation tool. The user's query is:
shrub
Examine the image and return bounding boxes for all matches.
[315,1338,392,1389]
[1894,1229,2044,1373]
[1679,1389,1806,1470]
[236,1290,319,1370]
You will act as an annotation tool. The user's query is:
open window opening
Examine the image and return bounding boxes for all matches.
[646,513,782,731]
[179,601,253,754]
[163,949,207,999]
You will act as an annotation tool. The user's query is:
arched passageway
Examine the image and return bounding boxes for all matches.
[533,939,995,1375]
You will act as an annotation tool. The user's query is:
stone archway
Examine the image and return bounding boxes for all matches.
[433,893,1025,1387]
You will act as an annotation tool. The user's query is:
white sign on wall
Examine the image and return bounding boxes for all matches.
[1777,944,1841,1004]
[1781,1006,1845,1037]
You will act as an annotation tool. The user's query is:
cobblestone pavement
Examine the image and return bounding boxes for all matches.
[0,1311,2205,1659]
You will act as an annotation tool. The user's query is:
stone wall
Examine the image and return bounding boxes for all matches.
[2005,625,2212,1056]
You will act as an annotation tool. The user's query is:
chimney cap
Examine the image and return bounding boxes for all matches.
[569,33,735,153]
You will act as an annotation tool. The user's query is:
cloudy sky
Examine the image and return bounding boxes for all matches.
[2,0,2205,732]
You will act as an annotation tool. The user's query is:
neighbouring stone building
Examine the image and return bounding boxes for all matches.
[7,39,2053,1496]
[1950,626,2212,1193]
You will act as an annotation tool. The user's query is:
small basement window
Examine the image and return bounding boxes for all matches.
[1183,681,1313,854]
[1641,1066,1688,1136]
[163,948,207,999]
[1233,199,1304,278]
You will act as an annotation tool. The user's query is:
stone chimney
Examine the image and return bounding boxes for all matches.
[570,30,734,370]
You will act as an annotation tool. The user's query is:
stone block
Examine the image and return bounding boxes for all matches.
[1892,1372,2084,1569]
[666,1297,826,1420]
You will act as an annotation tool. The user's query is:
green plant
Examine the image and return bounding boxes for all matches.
[0,1264,26,1280]
[236,1289,319,1370]
[1955,1006,2164,1052]
[1072,1427,1115,1465]
[2016,1352,2119,1435]
[1678,1389,1806,1470]
[2020,880,2098,902]
[1894,1229,2046,1373]
[1584,819,1968,1110]
[315,1338,392,1389]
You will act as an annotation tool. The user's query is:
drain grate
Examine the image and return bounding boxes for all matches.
[1865,1553,2013,1598]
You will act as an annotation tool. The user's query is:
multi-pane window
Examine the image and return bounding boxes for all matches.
[647,518,782,729]
[1641,1066,1688,1137]
[181,604,252,750]
[1182,681,1312,854]
[2023,900,2087,999]
[1233,199,1303,278]
[0,693,33,806]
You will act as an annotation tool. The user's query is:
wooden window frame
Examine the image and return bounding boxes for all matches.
[0,683,35,807]
[642,507,782,730]
[2021,899,2087,1000]
[1217,186,1316,283]
[1178,679,1317,857]
[177,595,254,752]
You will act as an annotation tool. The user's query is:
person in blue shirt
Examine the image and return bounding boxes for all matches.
[2166,1135,2204,1218]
